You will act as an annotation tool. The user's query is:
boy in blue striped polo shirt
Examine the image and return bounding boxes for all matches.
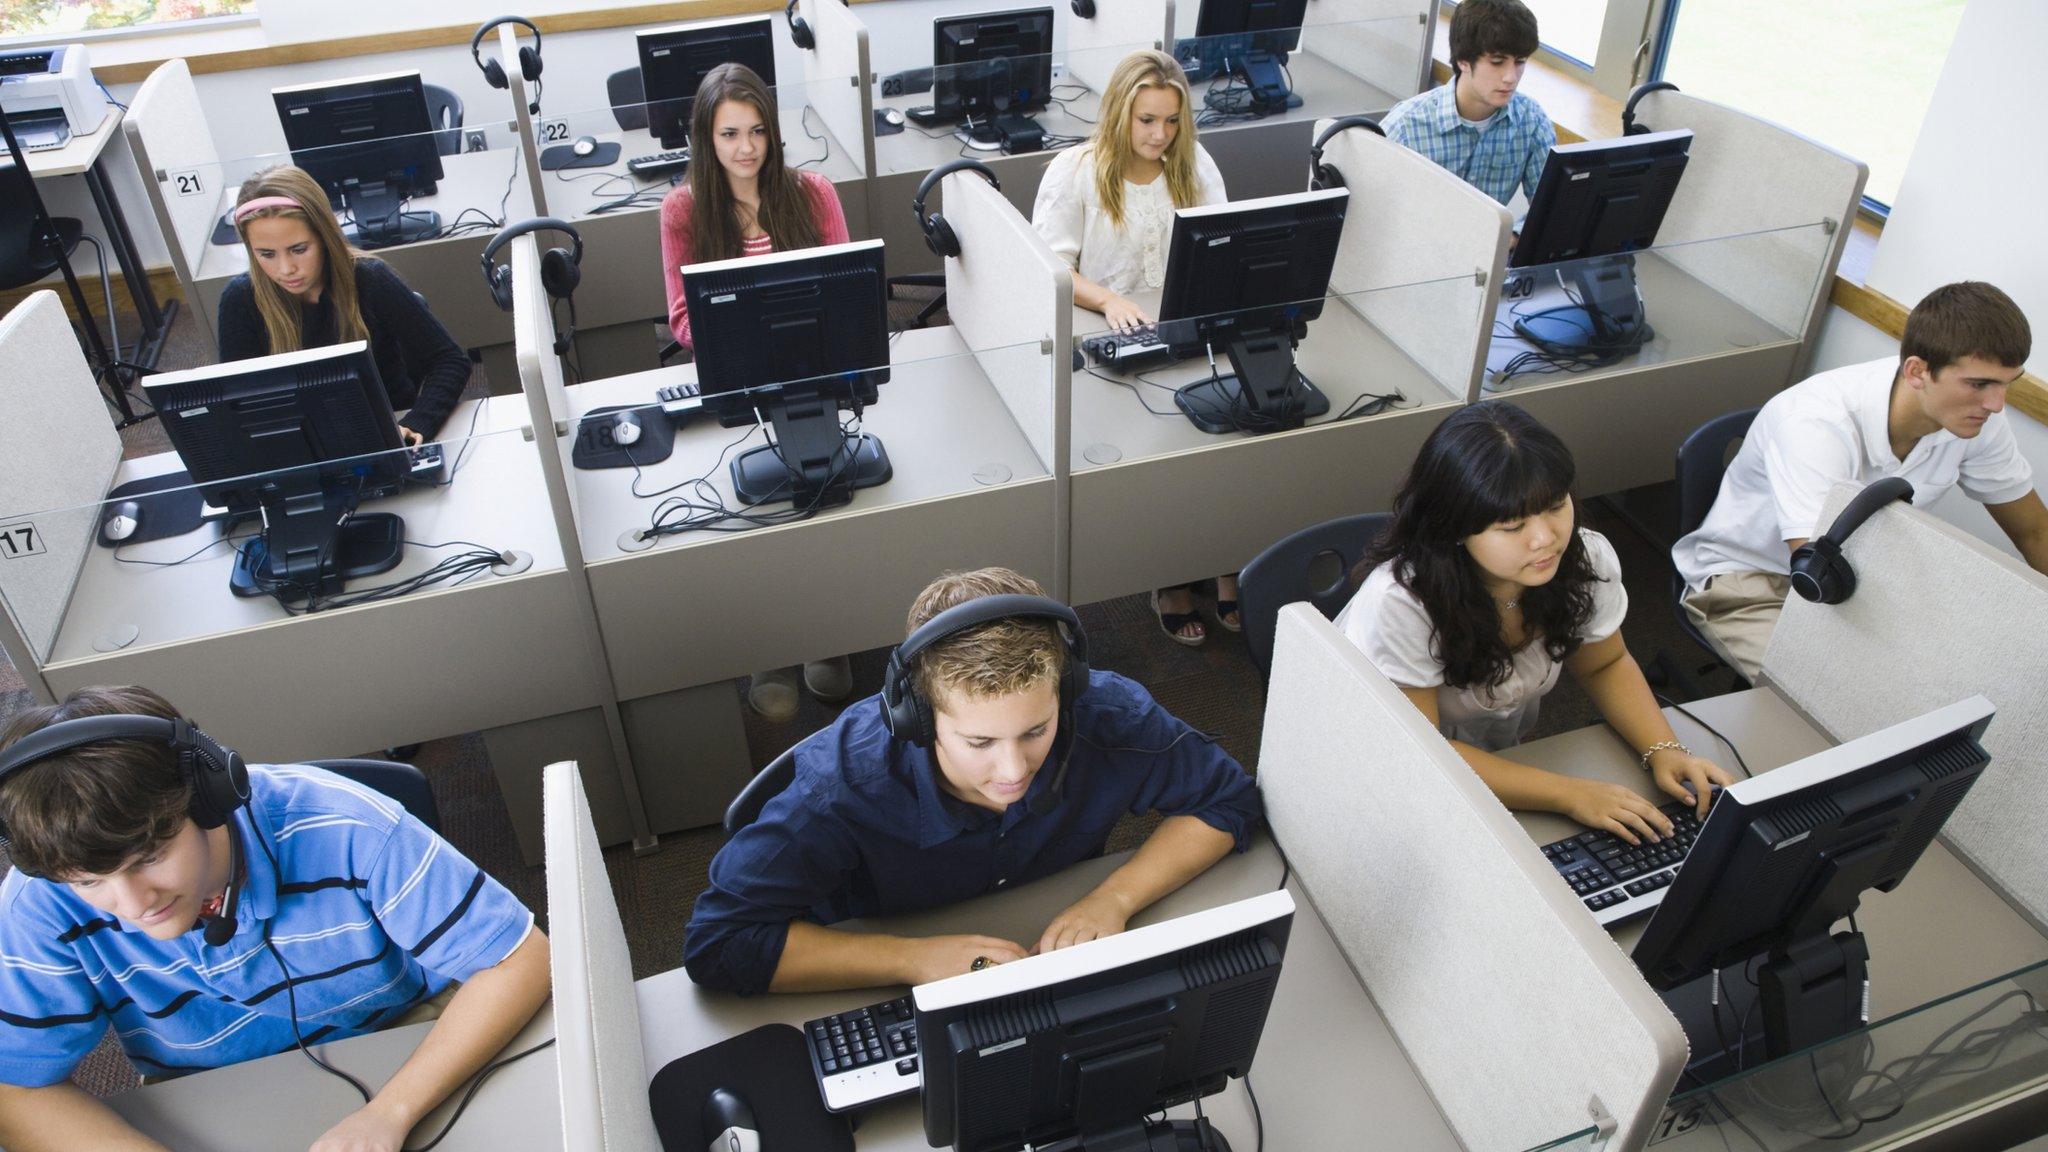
[0,686,551,1152]
[1380,0,1555,208]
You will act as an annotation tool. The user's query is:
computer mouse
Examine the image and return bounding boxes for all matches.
[103,500,143,543]
[702,1087,760,1152]
[572,135,599,158]
[612,410,643,446]
[882,107,905,127]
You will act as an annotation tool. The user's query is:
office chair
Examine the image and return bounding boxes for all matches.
[607,68,649,133]
[1239,512,1391,681]
[309,758,445,833]
[723,745,798,834]
[887,274,946,329]
[0,165,84,291]
[1654,406,1760,695]
[423,84,467,158]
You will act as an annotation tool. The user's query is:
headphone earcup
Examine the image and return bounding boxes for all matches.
[541,247,580,298]
[925,214,961,259]
[1070,0,1096,16]
[488,264,515,312]
[1311,163,1344,192]
[1788,539,1852,605]
[520,45,542,82]
[790,15,815,49]
[481,57,507,91]
[184,736,250,831]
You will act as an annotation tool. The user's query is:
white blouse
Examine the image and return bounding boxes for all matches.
[1334,529,1630,752]
[1030,143,1229,298]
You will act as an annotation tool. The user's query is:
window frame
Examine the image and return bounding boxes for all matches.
[0,8,259,50]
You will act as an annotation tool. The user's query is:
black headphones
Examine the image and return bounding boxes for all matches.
[482,216,583,312]
[1789,476,1914,605]
[473,16,544,114]
[0,715,251,945]
[914,159,1001,259]
[1309,115,1384,191]
[785,0,816,50]
[1070,0,1096,16]
[1621,80,1679,136]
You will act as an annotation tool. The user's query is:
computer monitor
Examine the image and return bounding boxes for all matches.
[143,341,411,603]
[272,71,445,249]
[918,890,1295,1152]
[637,17,778,151]
[931,7,1054,151]
[1153,186,1348,434]
[1632,696,1995,1069]
[682,238,893,507]
[1505,129,1692,359]
[1181,0,1309,113]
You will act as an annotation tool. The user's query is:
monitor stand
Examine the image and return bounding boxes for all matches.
[730,393,892,507]
[341,178,441,249]
[1233,51,1302,115]
[229,486,404,603]
[1034,1120,1233,1151]
[1175,328,1329,435]
[1511,254,1652,358]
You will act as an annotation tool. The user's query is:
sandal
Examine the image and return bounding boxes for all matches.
[1213,598,1243,633]
[1151,589,1208,647]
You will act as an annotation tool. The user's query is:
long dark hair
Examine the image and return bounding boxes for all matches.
[1358,401,1599,691]
[686,63,822,263]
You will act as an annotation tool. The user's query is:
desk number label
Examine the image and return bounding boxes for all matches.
[0,522,44,560]
[541,120,571,144]
[1646,1098,1713,1145]
[171,169,206,198]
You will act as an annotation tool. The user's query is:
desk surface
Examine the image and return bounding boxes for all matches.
[634,835,1463,1151]
[106,1004,559,1151]
[543,109,865,224]
[871,85,1098,177]
[20,106,121,178]
[1504,688,2048,1022]
[1188,49,1403,135]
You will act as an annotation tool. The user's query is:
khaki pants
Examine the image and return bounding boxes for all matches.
[1681,571,1790,683]
[137,983,459,1085]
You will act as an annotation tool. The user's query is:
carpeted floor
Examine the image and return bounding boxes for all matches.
[3,293,1738,1096]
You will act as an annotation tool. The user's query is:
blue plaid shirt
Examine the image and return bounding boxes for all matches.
[1381,82,1555,207]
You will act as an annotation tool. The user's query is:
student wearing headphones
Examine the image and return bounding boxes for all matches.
[217,165,474,446]
[1379,0,1553,208]
[1675,281,2048,680]
[1336,403,1731,845]
[0,687,550,1152]
[683,567,1262,996]
[660,62,855,718]
[1030,49,1236,646]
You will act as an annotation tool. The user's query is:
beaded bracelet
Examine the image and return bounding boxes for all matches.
[1639,740,1689,769]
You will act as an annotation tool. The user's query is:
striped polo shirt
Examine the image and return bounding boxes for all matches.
[1380,82,1556,208]
[0,764,533,1086]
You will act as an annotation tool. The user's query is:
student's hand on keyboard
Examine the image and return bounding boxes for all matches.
[908,934,1031,984]
[1036,890,1131,954]
[399,426,424,448]
[1100,294,1154,332]
[1648,751,1734,819]
[1559,778,1674,846]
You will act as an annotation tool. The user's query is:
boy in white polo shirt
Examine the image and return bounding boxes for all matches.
[1674,281,2048,679]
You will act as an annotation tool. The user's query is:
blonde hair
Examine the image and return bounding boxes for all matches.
[905,568,1066,710]
[233,165,369,353]
[1091,49,1202,229]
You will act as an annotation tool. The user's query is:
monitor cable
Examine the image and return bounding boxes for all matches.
[1652,692,1754,779]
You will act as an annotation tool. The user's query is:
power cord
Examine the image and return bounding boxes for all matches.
[1652,693,1754,779]
[795,103,831,169]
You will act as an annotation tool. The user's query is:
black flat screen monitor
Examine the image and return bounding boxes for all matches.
[932,7,1055,128]
[682,238,894,507]
[917,890,1294,1152]
[1182,0,1308,111]
[272,70,445,248]
[1505,128,1692,358]
[143,341,410,601]
[637,17,778,151]
[1154,186,1348,434]
[1632,696,1995,1066]
[1191,0,1306,56]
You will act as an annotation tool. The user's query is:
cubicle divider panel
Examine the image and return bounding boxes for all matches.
[1631,90,1869,370]
[802,0,876,184]
[1765,490,2048,934]
[1321,120,1507,403]
[1065,0,1174,94]
[0,292,124,675]
[122,60,220,320]
[1259,605,1686,1152]
[544,762,664,1152]
[514,236,582,519]
[502,23,551,229]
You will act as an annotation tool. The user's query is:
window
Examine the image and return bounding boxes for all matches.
[1654,0,1968,210]
[1,0,255,40]
[1521,0,1608,69]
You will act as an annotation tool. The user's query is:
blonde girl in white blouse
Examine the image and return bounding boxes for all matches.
[1033,49,1235,643]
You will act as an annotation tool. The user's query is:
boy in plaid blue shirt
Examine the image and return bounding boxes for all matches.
[1381,0,1555,207]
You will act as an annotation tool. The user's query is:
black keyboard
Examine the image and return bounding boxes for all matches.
[1541,797,1708,925]
[1082,324,1175,370]
[804,995,920,1112]
[656,381,701,417]
[627,149,690,178]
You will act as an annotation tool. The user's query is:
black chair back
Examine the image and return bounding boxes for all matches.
[0,165,81,291]
[724,746,798,834]
[1669,407,1761,681]
[308,758,444,833]
[1240,512,1392,679]
[423,84,466,158]
[607,69,649,133]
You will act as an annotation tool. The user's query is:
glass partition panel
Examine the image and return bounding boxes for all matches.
[1654,959,2048,1151]
[1483,221,1834,393]
[1169,10,1432,127]
[1523,1127,1602,1152]
[185,120,533,283]
[0,409,553,667]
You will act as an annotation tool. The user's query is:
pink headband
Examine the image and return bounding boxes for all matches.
[233,196,307,224]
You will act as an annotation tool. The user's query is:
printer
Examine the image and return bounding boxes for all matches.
[1,44,108,152]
